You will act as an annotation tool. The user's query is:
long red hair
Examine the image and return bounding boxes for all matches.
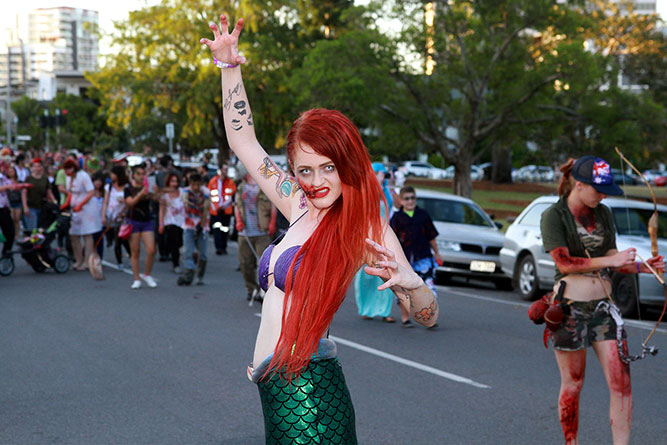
[267,109,385,380]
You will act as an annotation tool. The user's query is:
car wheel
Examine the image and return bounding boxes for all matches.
[516,254,540,301]
[612,273,638,318]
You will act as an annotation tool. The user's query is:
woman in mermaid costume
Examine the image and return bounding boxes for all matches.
[201,15,439,444]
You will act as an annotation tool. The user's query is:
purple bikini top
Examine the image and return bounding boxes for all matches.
[258,243,303,292]
[258,211,308,292]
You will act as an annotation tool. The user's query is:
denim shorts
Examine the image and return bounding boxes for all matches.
[129,219,154,234]
[551,298,623,351]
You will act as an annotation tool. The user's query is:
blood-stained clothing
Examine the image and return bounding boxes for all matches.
[182,188,210,231]
[540,196,616,282]
[207,175,235,216]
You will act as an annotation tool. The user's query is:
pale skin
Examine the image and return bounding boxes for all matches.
[201,15,438,367]
[549,180,665,445]
[124,168,156,281]
[102,172,126,227]
[158,175,181,235]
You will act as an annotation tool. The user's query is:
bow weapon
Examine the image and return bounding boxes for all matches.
[614,146,667,363]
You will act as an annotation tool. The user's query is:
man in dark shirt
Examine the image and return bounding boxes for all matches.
[390,186,442,326]
[21,158,55,230]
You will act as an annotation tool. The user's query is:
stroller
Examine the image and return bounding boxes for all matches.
[0,203,71,276]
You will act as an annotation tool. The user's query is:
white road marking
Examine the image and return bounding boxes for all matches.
[101,260,132,275]
[330,335,491,389]
[439,286,667,334]
[252,313,490,388]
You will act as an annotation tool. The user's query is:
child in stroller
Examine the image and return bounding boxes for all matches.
[0,203,71,276]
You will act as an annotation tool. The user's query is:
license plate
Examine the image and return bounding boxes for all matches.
[470,260,496,273]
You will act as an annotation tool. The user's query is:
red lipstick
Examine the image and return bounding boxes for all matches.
[313,187,329,198]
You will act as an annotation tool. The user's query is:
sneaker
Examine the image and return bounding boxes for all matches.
[173,266,182,274]
[117,263,125,271]
[140,274,157,288]
[131,280,141,289]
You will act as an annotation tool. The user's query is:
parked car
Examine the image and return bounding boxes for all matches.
[642,169,666,185]
[611,168,638,185]
[442,165,483,181]
[414,189,511,289]
[500,195,667,316]
[402,161,448,179]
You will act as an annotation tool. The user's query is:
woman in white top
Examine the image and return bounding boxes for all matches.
[63,158,99,271]
[158,172,185,273]
[102,165,131,268]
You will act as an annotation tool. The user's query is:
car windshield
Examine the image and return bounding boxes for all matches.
[417,197,493,227]
[611,207,667,238]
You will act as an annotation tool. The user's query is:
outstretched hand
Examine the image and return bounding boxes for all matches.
[199,14,247,66]
[363,238,423,292]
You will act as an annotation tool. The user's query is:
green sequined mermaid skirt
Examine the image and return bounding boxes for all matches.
[257,357,357,444]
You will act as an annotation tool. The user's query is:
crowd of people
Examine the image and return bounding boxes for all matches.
[0,147,248,289]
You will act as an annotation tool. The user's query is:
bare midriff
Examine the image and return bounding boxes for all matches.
[556,274,611,302]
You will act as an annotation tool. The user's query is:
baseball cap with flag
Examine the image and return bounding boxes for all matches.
[571,155,623,196]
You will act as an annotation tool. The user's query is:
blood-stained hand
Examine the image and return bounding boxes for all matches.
[645,255,665,274]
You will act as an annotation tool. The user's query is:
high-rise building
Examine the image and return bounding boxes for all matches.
[0,7,98,97]
[27,7,99,78]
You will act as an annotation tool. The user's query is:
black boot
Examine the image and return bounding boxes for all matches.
[196,260,207,285]
[177,269,195,286]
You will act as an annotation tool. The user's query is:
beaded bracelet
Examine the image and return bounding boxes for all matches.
[212,56,239,69]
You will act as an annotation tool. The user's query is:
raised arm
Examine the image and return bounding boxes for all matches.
[200,15,299,220]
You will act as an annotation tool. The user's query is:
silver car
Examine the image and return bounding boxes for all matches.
[500,195,667,316]
[412,189,510,289]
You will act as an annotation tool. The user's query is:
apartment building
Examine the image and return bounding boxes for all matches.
[0,7,98,100]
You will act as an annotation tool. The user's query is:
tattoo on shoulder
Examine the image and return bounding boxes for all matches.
[257,157,302,199]
[414,301,437,323]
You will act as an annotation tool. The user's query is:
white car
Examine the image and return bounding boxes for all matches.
[443,165,483,181]
[500,195,667,316]
[402,161,448,179]
[413,189,511,289]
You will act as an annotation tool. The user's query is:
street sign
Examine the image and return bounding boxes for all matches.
[16,135,31,141]
[165,123,174,139]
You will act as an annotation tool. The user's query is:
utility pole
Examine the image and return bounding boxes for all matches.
[44,109,50,152]
[5,47,11,148]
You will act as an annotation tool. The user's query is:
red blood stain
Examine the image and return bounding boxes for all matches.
[297,180,317,198]
[571,207,596,233]
[559,388,580,444]
[607,341,632,409]
[552,247,590,272]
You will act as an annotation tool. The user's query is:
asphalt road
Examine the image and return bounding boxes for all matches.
[1,242,666,444]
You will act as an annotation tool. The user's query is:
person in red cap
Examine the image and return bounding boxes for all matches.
[539,156,665,445]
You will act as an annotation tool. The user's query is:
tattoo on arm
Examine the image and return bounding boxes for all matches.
[258,157,302,199]
[414,301,437,323]
[223,83,242,111]
[224,83,254,131]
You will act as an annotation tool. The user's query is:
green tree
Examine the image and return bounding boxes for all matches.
[11,96,44,149]
[87,0,324,160]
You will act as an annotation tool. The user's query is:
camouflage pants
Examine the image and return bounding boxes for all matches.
[551,298,625,351]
